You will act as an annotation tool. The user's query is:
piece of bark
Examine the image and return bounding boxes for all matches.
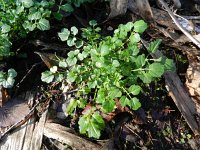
[0,86,9,107]
[128,0,154,22]
[141,39,200,135]
[158,0,200,48]
[0,98,30,128]
[108,0,128,19]
[185,56,200,119]
[186,57,200,98]
[29,108,48,150]
[0,91,49,150]
[44,122,101,150]
[153,51,200,135]
[0,119,35,150]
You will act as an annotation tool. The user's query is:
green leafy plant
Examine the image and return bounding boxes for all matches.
[42,20,175,139]
[0,0,54,58]
[53,0,95,20]
[0,0,55,86]
[0,68,17,88]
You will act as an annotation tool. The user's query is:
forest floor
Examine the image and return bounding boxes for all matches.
[1,0,200,149]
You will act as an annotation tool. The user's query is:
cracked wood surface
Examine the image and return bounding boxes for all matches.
[153,51,200,135]
[0,92,48,150]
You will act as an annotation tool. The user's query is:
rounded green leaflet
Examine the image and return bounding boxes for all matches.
[95,57,105,68]
[67,71,77,82]
[164,58,176,72]
[67,37,76,47]
[125,22,134,32]
[129,33,140,44]
[60,3,74,12]
[135,54,146,68]
[79,115,89,134]
[102,99,115,113]
[79,112,105,139]
[66,99,78,115]
[28,11,42,20]
[128,85,141,95]
[129,97,141,110]
[2,77,15,88]
[120,96,129,107]
[108,87,122,99]
[139,72,152,84]
[68,51,76,58]
[59,59,68,68]
[8,68,17,78]
[133,20,148,33]
[96,88,106,104]
[92,112,105,129]
[41,71,54,83]
[50,66,58,73]
[77,53,84,61]
[75,40,84,48]
[128,44,139,56]
[37,18,50,31]
[89,20,97,27]
[112,60,120,67]
[148,63,164,78]
[23,20,36,31]
[100,43,110,56]
[66,57,77,66]
[88,117,101,138]
[56,74,64,82]
[21,0,33,8]
[58,28,70,41]
[1,24,11,33]
[71,26,78,35]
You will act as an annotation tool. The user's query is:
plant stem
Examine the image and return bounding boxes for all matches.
[121,87,132,99]
[131,68,148,72]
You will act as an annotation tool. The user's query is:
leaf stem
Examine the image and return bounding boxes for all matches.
[121,87,132,99]
[131,68,148,72]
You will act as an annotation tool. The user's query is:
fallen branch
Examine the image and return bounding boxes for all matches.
[158,0,200,48]
[141,39,200,135]
[44,122,102,150]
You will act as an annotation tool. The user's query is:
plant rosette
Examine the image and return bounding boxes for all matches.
[42,20,176,139]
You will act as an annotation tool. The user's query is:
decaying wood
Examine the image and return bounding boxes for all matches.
[141,39,200,135]
[158,0,200,48]
[108,0,128,19]
[185,56,200,116]
[0,118,35,150]
[154,52,200,135]
[44,122,102,150]
[0,92,49,150]
[0,86,9,107]
[163,71,200,135]
[128,0,154,22]
[30,109,48,150]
